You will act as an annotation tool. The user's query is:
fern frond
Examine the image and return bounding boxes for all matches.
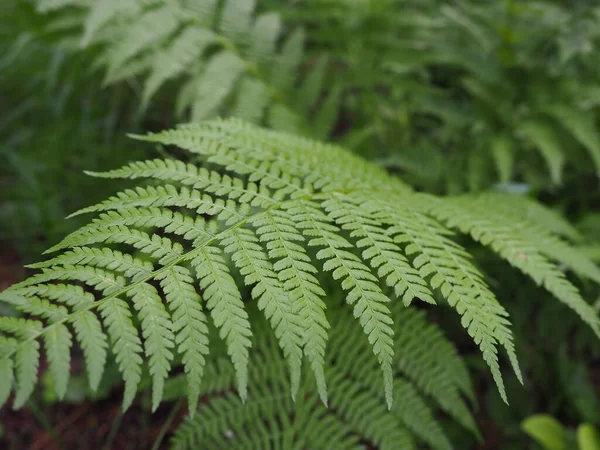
[156,266,209,414]
[104,6,179,84]
[37,0,337,138]
[519,120,565,185]
[47,208,212,253]
[127,283,175,411]
[549,104,600,175]
[286,199,395,407]
[142,28,217,109]
[30,247,154,282]
[322,193,435,306]
[327,312,452,450]
[250,208,330,404]
[35,0,80,13]
[490,134,514,184]
[71,310,108,391]
[0,341,15,407]
[220,227,304,399]
[81,0,141,47]
[1,119,598,414]
[7,286,107,393]
[87,158,277,209]
[391,306,478,435]
[483,193,581,242]
[352,191,519,402]
[70,185,246,225]
[98,297,143,410]
[0,318,42,409]
[170,306,475,449]
[13,340,40,409]
[191,246,252,402]
[43,323,72,399]
[419,193,600,339]
[189,52,246,123]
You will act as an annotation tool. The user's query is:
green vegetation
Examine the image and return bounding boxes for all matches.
[1,1,600,448]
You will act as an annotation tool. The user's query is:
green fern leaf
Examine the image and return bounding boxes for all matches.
[549,104,600,175]
[127,283,175,411]
[218,0,255,43]
[0,290,69,323]
[519,120,565,185]
[221,227,304,399]
[420,193,600,339]
[392,306,478,434]
[72,311,108,392]
[250,209,330,404]
[395,380,453,450]
[298,56,329,114]
[287,199,395,407]
[35,0,76,13]
[249,13,281,67]
[191,246,252,401]
[0,339,16,408]
[98,297,143,410]
[105,6,179,83]
[13,340,40,409]
[482,193,581,242]
[361,192,517,402]
[270,29,304,93]
[169,305,469,449]
[81,0,141,47]
[30,247,154,282]
[233,78,270,124]
[190,52,246,122]
[323,193,435,306]
[43,324,72,399]
[142,28,217,109]
[311,83,342,140]
[326,310,459,450]
[156,266,209,414]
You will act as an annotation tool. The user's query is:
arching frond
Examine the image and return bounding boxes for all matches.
[1,119,598,416]
[418,192,600,340]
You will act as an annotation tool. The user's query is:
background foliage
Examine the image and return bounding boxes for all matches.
[1,0,600,448]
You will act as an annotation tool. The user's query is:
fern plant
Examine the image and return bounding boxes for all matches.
[276,0,600,192]
[31,0,600,192]
[32,0,340,139]
[1,120,599,431]
[0,0,148,261]
[4,1,600,447]
[168,305,476,450]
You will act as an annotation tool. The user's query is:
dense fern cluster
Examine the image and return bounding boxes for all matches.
[277,0,600,191]
[1,121,599,421]
[32,0,600,189]
[34,0,339,139]
[170,306,476,450]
